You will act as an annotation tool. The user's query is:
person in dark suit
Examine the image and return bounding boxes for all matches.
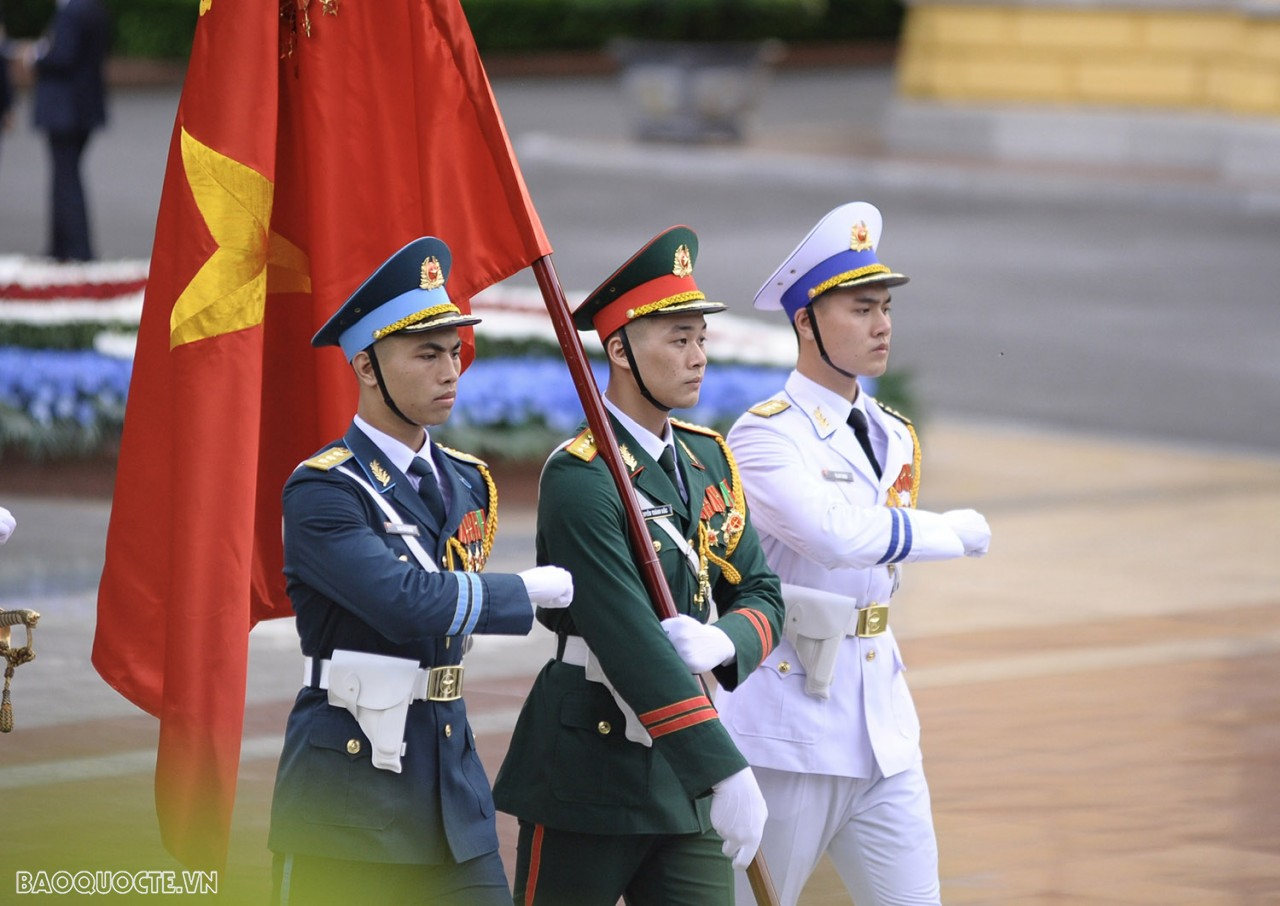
[267,237,574,905]
[493,226,785,905]
[25,0,111,261]
[0,24,14,169]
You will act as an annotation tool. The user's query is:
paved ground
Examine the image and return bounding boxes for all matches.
[2,52,1279,904]
[2,420,1278,902]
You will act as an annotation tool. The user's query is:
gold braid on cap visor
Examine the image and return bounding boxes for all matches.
[373,303,461,340]
[807,264,892,300]
[625,291,707,320]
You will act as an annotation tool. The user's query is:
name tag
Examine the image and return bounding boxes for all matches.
[822,469,855,482]
[643,504,674,520]
[384,521,421,537]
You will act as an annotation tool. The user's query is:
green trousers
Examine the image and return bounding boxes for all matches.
[512,820,733,906]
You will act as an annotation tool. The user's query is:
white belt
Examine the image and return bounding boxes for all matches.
[303,655,464,702]
[557,635,590,667]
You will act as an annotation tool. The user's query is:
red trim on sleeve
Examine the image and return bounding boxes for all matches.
[637,695,712,727]
[647,704,719,739]
[736,608,774,662]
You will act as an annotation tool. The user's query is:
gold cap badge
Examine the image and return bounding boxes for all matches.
[672,244,693,278]
[850,221,873,252]
[420,256,445,290]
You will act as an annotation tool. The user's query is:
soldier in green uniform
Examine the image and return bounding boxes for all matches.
[493,226,785,905]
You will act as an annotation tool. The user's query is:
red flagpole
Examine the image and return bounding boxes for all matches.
[531,255,781,906]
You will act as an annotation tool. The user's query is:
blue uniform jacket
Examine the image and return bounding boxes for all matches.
[268,423,533,865]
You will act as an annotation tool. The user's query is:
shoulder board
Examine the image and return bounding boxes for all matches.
[565,429,598,462]
[670,417,721,439]
[437,444,487,468]
[875,400,913,426]
[747,399,791,418]
[302,447,354,471]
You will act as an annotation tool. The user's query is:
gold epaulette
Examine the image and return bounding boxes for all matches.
[565,429,598,462]
[437,444,487,468]
[747,399,790,418]
[302,447,354,471]
[875,400,913,426]
[670,417,721,439]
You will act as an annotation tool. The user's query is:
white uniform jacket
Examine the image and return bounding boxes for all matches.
[716,371,963,779]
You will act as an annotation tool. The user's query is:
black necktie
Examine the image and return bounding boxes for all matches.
[847,408,883,480]
[658,445,687,504]
[407,456,446,523]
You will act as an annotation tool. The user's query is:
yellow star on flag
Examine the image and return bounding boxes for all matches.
[169,128,310,348]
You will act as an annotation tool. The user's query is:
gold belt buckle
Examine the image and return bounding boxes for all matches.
[426,665,464,701]
[856,604,889,637]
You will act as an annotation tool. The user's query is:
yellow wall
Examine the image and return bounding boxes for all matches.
[898,3,1280,117]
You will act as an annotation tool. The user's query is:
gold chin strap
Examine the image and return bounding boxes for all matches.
[0,609,40,733]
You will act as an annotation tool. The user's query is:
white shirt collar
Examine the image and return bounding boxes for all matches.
[787,370,869,423]
[354,415,434,482]
[603,396,674,464]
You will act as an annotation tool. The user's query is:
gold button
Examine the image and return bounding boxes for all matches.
[444,723,453,738]
[778,661,791,674]
[398,555,409,562]
[887,564,896,576]
[597,721,612,736]
[866,650,877,662]
[653,540,662,553]
[346,739,361,755]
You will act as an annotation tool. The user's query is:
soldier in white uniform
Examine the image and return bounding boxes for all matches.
[715,202,991,905]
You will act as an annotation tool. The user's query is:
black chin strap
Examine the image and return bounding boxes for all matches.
[618,327,674,414]
[366,346,420,427]
[805,302,859,381]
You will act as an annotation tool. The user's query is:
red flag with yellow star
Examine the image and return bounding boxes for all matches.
[93,0,550,869]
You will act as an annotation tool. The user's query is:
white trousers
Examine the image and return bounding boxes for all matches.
[733,763,940,906]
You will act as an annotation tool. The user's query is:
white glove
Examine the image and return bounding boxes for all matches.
[661,614,735,673]
[941,508,991,557]
[710,767,768,870]
[518,566,574,609]
[0,507,14,545]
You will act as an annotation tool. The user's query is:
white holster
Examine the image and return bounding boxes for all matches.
[325,649,420,773]
[781,583,862,700]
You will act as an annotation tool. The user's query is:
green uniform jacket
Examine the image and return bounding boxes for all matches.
[493,415,784,835]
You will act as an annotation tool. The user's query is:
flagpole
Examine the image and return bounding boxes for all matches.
[530,255,781,906]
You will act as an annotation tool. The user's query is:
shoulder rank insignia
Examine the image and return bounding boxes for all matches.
[369,459,391,486]
[438,444,487,467]
[748,399,790,418]
[875,400,913,426]
[566,429,598,462]
[302,447,353,471]
[670,416,720,439]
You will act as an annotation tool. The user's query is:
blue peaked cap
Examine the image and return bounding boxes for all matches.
[312,236,482,361]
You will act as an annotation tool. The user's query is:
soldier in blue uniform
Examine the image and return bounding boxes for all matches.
[493,226,785,905]
[716,203,991,905]
[267,237,574,905]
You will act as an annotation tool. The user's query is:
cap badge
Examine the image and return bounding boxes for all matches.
[850,222,873,252]
[420,256,445,290]
[672,244,694,278]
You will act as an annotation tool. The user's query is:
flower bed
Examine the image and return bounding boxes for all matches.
[1,257,832,464]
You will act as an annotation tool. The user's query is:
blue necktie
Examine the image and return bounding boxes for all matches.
[847,408,883,480]
[407,456,446,523]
